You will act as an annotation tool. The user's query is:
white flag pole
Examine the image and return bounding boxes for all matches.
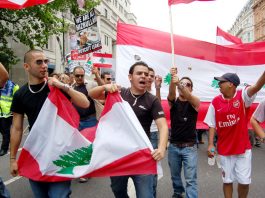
[169,5,176,68]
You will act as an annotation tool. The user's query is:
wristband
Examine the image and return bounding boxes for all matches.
[10,157,16,160]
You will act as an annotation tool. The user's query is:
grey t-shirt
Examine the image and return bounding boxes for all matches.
[252,99,265,123]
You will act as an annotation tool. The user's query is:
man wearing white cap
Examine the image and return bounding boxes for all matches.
[204,72,265,198]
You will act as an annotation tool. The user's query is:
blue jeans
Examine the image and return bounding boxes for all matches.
[168,144,198,198]
[79,117,97,131]
[0,177,10,198]
[110,175,154,198]
[29,179,71,198]
[150,131,158,198]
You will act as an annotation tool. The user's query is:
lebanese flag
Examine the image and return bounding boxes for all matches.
[18,86,157,181]
[216,26,242,45]
[0,0,54,9]
[92,53,113,68]
[168,0,215,6]
[116,22,265,129]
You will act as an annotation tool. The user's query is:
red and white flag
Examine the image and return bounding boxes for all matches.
[168,0,215,6]
[0,0,54,9]
[92,53,113,68]
[116,22,265,129]
[18,87,158,181]
[216,26,242,45]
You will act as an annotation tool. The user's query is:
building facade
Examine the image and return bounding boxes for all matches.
[253,0,265,41]
[229,0,254,43]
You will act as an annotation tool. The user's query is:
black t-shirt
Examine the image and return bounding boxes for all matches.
[169,98,198,143]
[73,84,96,120]
[11,82,50,130]
[120,88,165,137]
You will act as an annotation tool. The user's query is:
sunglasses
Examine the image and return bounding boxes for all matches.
[180,81,192,87]
[36,59,49,65]
[106,78,112,81]
[75,74,84,78]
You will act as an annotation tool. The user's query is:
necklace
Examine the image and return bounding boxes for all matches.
[129,89,145,106]
[28,80,47,94]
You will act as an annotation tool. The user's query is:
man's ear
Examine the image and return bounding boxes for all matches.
[128,74,132,81]
[24,63,29,71]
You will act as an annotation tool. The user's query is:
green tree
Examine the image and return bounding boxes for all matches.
[53,144,93,175]
[0,0,100,69]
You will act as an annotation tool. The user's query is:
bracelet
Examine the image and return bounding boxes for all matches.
[63,84,70,92]
[155,85,161,89]
[10,157,16,160]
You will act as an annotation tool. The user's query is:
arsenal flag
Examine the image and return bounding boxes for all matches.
[0,0,53,9]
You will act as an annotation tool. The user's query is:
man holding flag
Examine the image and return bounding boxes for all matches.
[9,49,89,198]
[89,61,168,198]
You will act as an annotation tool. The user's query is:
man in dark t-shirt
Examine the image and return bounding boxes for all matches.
[167,68,200,198]
[10,49,89,198]
[89,61,168,198]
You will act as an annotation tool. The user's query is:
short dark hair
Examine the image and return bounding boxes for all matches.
[129,61,149,74]
[24,49,44,63]
[73,66,85,74]
[101,72,111,79]
[148,67,154,72]
[180,77,193,89]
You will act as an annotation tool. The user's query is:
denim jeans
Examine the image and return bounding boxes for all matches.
[29,179,71,198]
[79,117,97,131]
[168,144,198,198]
[110,175,154,198]
[150,131,158,198]
[0,177,10,198]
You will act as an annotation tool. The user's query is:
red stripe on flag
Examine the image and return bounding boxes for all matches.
[217,27,242,44]
[86,148,156,177]
[18,149,71,182]
[48,86,79,129]
[93,63,112,68]
[169,0,214,6]
[93,53,112,58]
[117,23,265,66]
[0,0,50,9]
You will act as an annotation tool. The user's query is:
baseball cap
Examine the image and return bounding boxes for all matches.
[214,73,240,87]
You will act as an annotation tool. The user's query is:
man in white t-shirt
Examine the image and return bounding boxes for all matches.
[204,72,265,198]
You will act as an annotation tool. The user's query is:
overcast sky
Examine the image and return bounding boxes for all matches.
[130,0,250,43]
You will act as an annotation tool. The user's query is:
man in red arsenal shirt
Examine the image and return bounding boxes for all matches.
[204,72,265,198]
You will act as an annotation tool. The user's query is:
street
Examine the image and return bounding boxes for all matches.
[1,132,265,198]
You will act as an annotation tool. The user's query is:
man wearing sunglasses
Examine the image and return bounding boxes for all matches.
[101,72,112,84]
[204,72,265,198]
[10,49,89,198]
[167,68,200,198]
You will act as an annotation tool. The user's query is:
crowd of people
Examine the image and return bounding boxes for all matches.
[0,49,265,198]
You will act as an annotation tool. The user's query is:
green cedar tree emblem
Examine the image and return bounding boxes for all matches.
[53,144,93,175]
[164,73,171,85]
[99,57,105,64]
[211,79,220,89]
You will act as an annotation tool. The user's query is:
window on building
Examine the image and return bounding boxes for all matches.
[125,0,127,7]
[115,0,117,7]
[119,4,123,13]
[104,9,108,18]
[105,35,109,46]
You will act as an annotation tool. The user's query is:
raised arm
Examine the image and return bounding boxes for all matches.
[154,75,162,102]
[48,77,90,108]
[247,71,265,98]
[91,66,105,86]
[0,63,9,87]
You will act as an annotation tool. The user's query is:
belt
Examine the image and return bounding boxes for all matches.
[171,142,195,148]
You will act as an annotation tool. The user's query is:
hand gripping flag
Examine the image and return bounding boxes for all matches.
[0,0,54,9]
[18,87,158,181]
[115,22,265,129]
[168,0,215,6]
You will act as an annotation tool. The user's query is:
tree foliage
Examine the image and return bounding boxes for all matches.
[0,0,100,69]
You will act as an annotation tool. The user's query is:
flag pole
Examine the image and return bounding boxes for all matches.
[169,5,176,68]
